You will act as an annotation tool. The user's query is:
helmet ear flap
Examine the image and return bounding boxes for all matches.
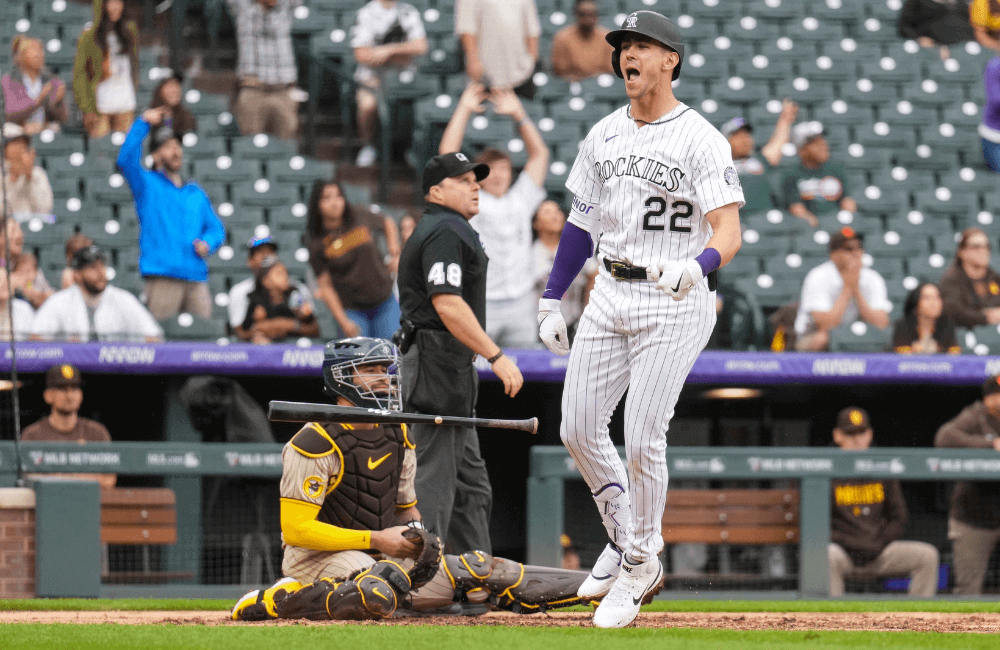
[612,46,623,79]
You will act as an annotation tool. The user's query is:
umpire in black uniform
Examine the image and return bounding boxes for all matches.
[397,152,524,554]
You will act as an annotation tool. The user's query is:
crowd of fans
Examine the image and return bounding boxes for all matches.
[1,0,999,351]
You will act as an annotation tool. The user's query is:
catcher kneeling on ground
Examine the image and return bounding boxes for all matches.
[232,337,589,621]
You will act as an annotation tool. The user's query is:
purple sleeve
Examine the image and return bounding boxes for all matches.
[542,222,594,300]
[986,59,1000,106]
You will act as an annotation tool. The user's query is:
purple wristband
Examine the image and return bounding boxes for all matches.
[542,222,594,300]
[695,247,722,278]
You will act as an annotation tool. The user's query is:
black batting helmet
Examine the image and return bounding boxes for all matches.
[323,337,401,411]
[606,11,684,81]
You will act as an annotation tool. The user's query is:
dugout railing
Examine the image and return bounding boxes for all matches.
[4,442,1000,598]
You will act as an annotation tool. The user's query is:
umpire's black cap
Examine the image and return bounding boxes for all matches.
[422,152,490,194]
[606,11,685,81]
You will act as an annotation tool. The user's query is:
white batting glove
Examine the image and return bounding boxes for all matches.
[652,259,704,301]
[538,298,570,356]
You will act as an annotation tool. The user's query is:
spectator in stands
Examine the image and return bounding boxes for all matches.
[2,36,68,134]
[0,271,34,342]
[724,100,798,217]
[399,213,416,245]
[229,234,279,339]
[899,0,974,60]
[22,364,116,488]
[940,227,1000,328]
[241,255,318,343]
[228,0,301,139]
[117,107,226,320]
[532,200,596,338]
[981,56,1000,173]
[73,0,140,139]
[794,228,892,351]
[935,374,1000,594]
[439,83,548,347]
[0,219,54,310]
[550,0,613,80]
[782,121,857,228]
[829,407,939,598]
[3,123,54,222]
[61,233,95,289]
[31,245,162,342]
[149,73,198,136]
[351,0,428,167]
[456,0,541,99]
[970,0,1000,52]
[305,180,401,339]
[891,282,961,353]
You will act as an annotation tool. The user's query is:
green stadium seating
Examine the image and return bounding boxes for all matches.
[682,53,730,83]
[885,211,955,238]
[913,187,975,218]
[775,78,837,106]
[735,57,793,82]
[761,256,812,284]
[855,122,916,151]
[828,322,891,352]
[903,79,957,108]
[740,224,795,257]
[840,78,898,107]
[748,0,804,21]
[866,257,904,281]
[733,277,799,310]
[231,135,298,161]
[685,0,739,20]
[942,103,982,129]
[232,181,299,209]
[721,254,762,279]
[880,101,936,128]
[812,101,875,127]
[675,15,720,44]
[964,325,1000,355]
[939,168,996,195]
[906,252,949,282]
[861,56,921,85]
[854,187,909,215]
[864,230,930,259]
[158,314,227,342]
[929,231,961,254]
[34,133,85,158]
[193,159,263,184]
[462,116,517,148]
[894,147,961,173]
[794,230,839,257]
[807,0,866,22]
[732,22,781,44]
[786,19,846,43]
[84,175,134,207]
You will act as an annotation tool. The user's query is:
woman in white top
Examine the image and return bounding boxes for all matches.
[73,0,139,138]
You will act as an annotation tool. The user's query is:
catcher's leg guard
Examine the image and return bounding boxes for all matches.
[231,577,302,621]
[276,560,412,621]
[442,551,591,614]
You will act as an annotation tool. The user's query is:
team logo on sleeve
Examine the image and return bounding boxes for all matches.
[724,166,741,189]
[302,475,325,499]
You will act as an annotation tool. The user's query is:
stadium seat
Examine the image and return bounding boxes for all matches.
[828,322,891,352]
[774,78,837,106]
[732,21,781,44]
[785,18,845,43]
[34,132,85,158]
[884,210,955,238]
[825,37,882,64]
[865,256,904,281]
[904,79,958,108]
[894,147,961,173]
[700,36,755,62]
[681,52,730,82]
[914,187,975,218]
[855,122,916,151]
[942,102,983,129]
[181,134,228,162]
[462,116,516,148]
[812,101,875,127]
[907,252,950,281]
[193,159,263,184]
[964,325,1000,355]
[674,14,720,44]
[709,78,770,107]
[854,187,909,216]
[940,167,997,195]
[855,15,899,44]
[744,210,810,236]
[735,57,793,82]
[579,74,625,103]
[798,55,853,82]
[721,254,762,279]
[158,314,228,342]
[840,78,898,107]
[880,101,936,128]
[84,175,134,207]
[794,230,838,257]
[733,276,800,310]
[870,167,934,194]
[685,0,739,20]
[864,230,930,259]
[861,56,921,85]
[929,231,961,254]
[762,255,812,284]
[232,181,298,209]
[920,126,979,156]
[268,156,335,186]
[740,224,795,257]
[231,135,298,161]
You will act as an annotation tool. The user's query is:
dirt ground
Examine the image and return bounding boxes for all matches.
[3,610,1000,633]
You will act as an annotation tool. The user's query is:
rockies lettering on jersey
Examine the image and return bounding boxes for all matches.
[594,156,686,191]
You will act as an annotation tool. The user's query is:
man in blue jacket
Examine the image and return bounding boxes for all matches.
[117,106,226,320]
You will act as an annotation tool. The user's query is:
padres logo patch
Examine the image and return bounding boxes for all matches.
[61,365,75,379]
[724,166,741,189]
[990,281,999,296]
[849,410,864,426]
[302,475,325,499]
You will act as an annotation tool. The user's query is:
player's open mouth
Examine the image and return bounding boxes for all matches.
[624,67,640,82]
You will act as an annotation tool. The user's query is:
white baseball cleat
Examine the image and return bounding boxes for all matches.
[592,556,663,629]
[577,543,623,599]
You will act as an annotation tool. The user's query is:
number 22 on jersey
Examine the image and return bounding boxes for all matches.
[641,197,693,232]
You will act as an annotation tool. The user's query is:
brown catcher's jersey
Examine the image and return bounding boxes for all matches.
[280,422,417,534]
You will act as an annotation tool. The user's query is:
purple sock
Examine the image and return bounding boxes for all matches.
[542,222,593,300]
[695,247,721,277]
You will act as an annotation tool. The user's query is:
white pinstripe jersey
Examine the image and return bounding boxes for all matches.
[566,103,745,269]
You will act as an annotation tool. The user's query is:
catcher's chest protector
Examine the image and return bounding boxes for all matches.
[318,425,407,532]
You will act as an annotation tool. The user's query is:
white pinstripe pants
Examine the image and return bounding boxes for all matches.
[560,271,716,561]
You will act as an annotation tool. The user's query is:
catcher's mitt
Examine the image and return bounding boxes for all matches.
[401,526,442,588]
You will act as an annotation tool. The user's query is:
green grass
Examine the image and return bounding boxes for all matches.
[0,625,994,650]
[2,598,999,613]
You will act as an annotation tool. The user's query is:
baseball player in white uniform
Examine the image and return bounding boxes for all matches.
[537,11,745,628]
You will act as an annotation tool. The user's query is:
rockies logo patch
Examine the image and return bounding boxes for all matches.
[724,166,741,189]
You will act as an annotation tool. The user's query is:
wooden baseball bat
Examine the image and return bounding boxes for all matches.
[268,401,539,434]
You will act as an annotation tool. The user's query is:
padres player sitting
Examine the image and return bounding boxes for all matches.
[232,337,587,621]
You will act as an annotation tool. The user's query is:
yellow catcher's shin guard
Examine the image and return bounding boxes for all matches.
[231,577,303,621]
[276,561,412,621]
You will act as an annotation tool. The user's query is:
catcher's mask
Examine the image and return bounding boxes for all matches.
[323,337,401,411]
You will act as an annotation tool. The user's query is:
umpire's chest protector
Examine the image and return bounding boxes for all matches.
[318,425,407,532]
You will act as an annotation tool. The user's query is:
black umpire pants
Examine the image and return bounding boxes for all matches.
[401,330,493,554]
